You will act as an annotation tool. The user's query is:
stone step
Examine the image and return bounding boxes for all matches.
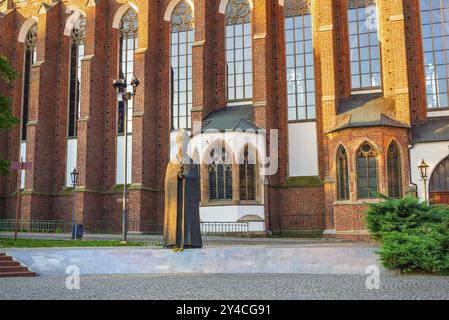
[0,266,28,273]
[5,246,396,276]
[0,256,13,262]
[0,261,21,267]
[0,271,37,278]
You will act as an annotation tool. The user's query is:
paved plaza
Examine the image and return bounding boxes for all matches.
[1,233,448,300]
[1,273,449,300]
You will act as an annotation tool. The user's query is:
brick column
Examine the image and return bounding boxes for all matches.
[334,0,351,99]
[191,0,219,125]
[128,0,163,231]
[378,0,411,125]
[0,10,16,217]
[403,0,427,123]
[314,0,339,232]
[22,3,61,220]
[75,0,109,222]
[251,0,280,229]
[252,0,276,130]
[273,1,288,185]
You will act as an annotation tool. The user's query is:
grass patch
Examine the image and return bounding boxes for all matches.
[271,231,324,238]
[0,238,147,248]
[274,176,322,188]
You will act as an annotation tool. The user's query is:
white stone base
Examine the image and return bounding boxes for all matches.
[200,205,265,232]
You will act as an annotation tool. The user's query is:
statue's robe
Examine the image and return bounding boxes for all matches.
[163,162,202,248]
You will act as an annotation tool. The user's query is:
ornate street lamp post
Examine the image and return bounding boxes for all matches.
[113,77,140,242]
[70,168,80,240]
[418,159,430,205]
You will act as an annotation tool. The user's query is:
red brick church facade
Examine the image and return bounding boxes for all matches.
[1,0,448,240]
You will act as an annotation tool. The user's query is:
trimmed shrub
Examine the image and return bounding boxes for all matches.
[367,195,449,274]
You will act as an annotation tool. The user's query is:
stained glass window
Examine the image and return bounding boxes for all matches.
[21,24,37,141]
[170,1,194,130]
[420,0,449,109]
[336,145,350,201]
[387,142,402,198]
[118,9,138,134]
[68,16,86,138]
[239,145,256,201]
[356,142,378,199]
[226,0,252,101]
[284,0,316,121]
[209,143,233,201]
[348,0,381,90]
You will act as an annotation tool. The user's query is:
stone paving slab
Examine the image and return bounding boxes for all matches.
[1,274,448,300]
[4,245,395,277]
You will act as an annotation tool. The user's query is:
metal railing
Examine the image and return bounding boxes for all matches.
[0,219,67,233]
[0,219,250,236]
[201,221,249,235]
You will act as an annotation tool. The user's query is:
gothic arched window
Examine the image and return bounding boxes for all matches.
[387,142,402,198]
[284,0,315,121]
[21,24,37,141]
[68,16,86,138]
[239,145,256,201]
[170,1,194,130]
[118,9,138,134]
[356,142,378,199]
[348,0,381,90]
[209,143,233,201]
[336,145,350,201]
[420,0,449,109]
[0,0,7,12]
[225,0,252,101]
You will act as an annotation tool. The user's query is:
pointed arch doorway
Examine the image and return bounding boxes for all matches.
[430,156,449,205]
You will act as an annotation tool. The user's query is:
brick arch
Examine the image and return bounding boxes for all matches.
[219,0,254,14]
[164,0,194,21]
[64,6,86,36]
[112,1,139,29]
[353,139,380,160]
[385,139,403,198]
[334,142,349,158]
[18,16,38,43]
[236,143,260,162]
[429,155,449,205]
[335,143,350,201]
[202,138,236,165]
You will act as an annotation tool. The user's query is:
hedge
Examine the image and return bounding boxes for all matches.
[366,195,449,274]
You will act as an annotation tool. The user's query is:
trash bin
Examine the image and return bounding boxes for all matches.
[72,224,83,240]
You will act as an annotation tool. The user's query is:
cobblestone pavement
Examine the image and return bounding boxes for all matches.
[1,274,449,300]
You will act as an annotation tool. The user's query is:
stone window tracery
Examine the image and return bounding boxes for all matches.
[68,15,86,138]
[170,0,194,130]
[209,143,233,201]
[21,24,37,141]
[336,145,350,201]
[225,0,252,101]
[356,142,378,199]
[284,0,316,121]
[420,0,449,109]
[118,9,138,134]
[387,142,402,198]
[239,145,256,201]
[347,0,381,90]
